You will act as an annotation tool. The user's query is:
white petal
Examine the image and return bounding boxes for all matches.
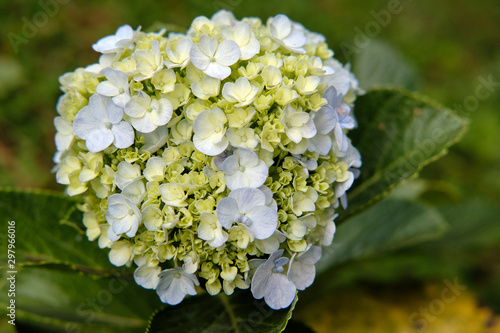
[244,162,268,188]
[124,92,148,118]
[229,187,266,213]
[111,121,135,148]
[86,129,114,152]
[288,261,315,290]
[134,265,161,289]
[269,15,292,40]
[108,242,131,266]
[131,112,156,133]
[112,94,131,108]
[189,44,210,71]
[315,105,337,135]
[152,98,173,126]
[210,229,228,248]
[107,100,124,124]
[221,155,240,176]
[225,172,250,190]
[264,274,296,310]
[216,197,240,229]
[214,39,241,66]
[96,81,120,96]
[244,206,278,239]
[193,133,228,156]
[73,106,98,140]
[308,134,332,155]
[204,62,231,80]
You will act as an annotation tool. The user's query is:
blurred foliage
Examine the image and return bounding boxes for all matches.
[0,0,499,332]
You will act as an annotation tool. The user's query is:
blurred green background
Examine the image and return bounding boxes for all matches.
[1,0,499,331]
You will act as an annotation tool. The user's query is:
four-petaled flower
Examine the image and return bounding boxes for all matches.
[92,25,138,54]
[105,193,141,241]
[192,107,229,156]
[221,149,268,190]
[156,267,200,305]
[124,91,173,133]
[251,249,297,310]
[190,34,241,80]
[216,187,278,240]
[73,94,134,153]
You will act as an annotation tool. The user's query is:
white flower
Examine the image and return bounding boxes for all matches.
[84,54,115,76]
[134,264,161,289]
[139,126,169,153]
[156,267,199,305]
[216,187,278,240]
[221,21,260,60]
[73,94,134,153]
[164,37,193,69]
[55,156,81,185]
[189,34,241,80]
[105,194,141,241]
[159,183,188,207]
[308,103,338,155]
[115,161,141,190]
[322,59,352,95]
[267,14,306,53]
[251,249,296,310]
[222,77,260,107]
[108,240,132,266]
[121,179,146,205]
[92,25,139,54]
[281,104,317,144]
[192,107,229,156]
[143,156,166,182]
[54,116,74,151]
[258,185,278,211]
[124,91,173,133]
[308,209,337,246]
[294,75,320,95]
[152,69,176,94]
[292,155,318,177]
[261,65,283,88]
[288,246,321,290]
[133,40,164,81]
[226,127,259,149]
[96,68,130,107]
[291,187,318,216]
[324,86,355,152]
[197,212,228,248]
[255,230,286,254]
[191,75,221,100]
[211,9,237,28]
[221,149,268,190]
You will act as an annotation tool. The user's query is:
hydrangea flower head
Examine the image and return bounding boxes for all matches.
[54,10,362,309]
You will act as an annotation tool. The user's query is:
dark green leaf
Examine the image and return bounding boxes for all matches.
[428,198,500,249]
[147,291,296,333]
[0,189,115,273]
[344,89,468,219]
[0,265,161,333]
[354,40,419,91]
[317,199,448,273]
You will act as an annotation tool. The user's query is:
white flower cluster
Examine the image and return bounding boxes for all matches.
[54,10,362,310]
